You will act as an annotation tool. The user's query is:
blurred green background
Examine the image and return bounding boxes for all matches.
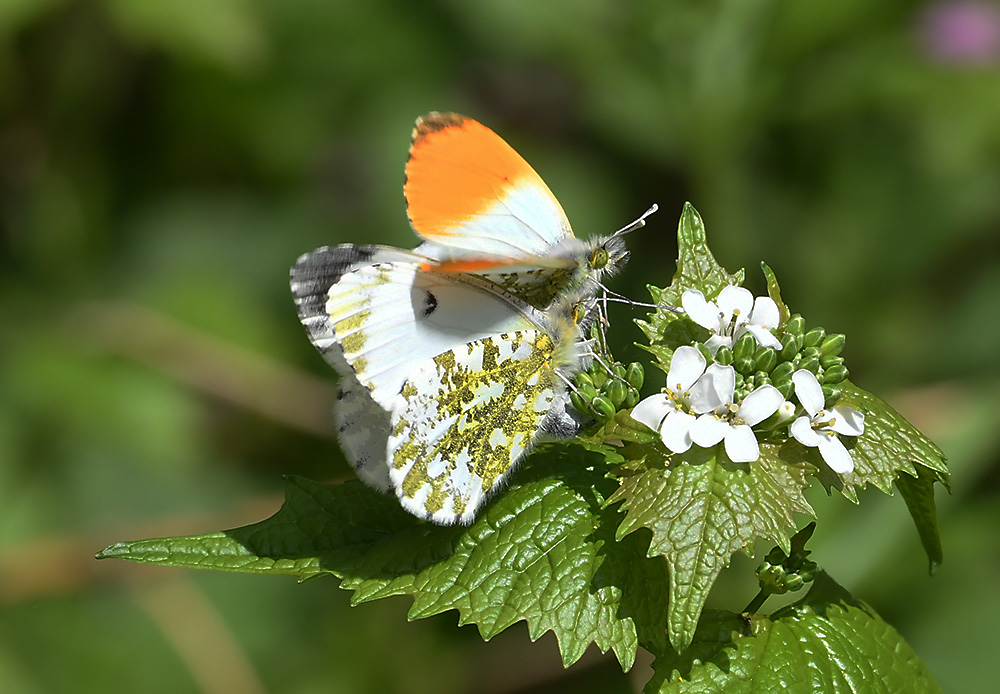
[2,0,998,691]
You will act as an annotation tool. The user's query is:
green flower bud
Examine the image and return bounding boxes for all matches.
[570,390,588,415]
[606,379,628,408]
[754,347,778,374]
[733,332,757,362]
[715,345,734,366]
[823,364,849,384]
[754,371,771,387]
[780,332,799,362]
[612,363,627,380]
[799,357,821,375]
[776,381,793,399]
[820,354,844,369]
[734,371,745,388]
[770,361,795,384]
[735,356,757,376]
[803,327,826,348]
[695,343,713,363]
[802,345,822,359]
[577,382,598,402]
[591,396,616,422]
[784,314,806,337]
[626,362,644,390]
[590,367,607,388]
[575,372,595,390]
[822,386,842,408]
[820,333,846,356]
[623,386,640,409]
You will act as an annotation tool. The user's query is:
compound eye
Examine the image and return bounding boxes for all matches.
[590,247,609,270]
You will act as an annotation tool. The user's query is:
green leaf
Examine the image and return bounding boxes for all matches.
[760,261,791,325]
[646,572,942,693]
[822,381,950,500]
[608,444,814,651]
[896,465,945,574]
[98,447,668,670]
[635,203,744,371]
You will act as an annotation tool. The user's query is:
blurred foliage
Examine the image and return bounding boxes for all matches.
[1,0,997,692]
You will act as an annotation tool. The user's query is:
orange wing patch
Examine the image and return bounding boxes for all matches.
[404,113,552,238]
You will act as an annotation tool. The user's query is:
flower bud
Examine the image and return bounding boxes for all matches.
[591,396,617,422]
[784,314,806,337]
[623,386,640,409]
[733,332,757,362]
[803,327,826,348]
[590,367,607,388]
[820,333,846,356]
[802,345,821,359]
[820,354,844,369]
[823,364,849,384]
[780,333,799,362]
[577,382,598,402]
[695,343,713,363]
[754,371,771,387]
[612,363,627,380]
[776,381,794,399]
[606,379,629,408]
[735,356,756,376]
[754,347,777,374]
[570,390,588,415]
[575,372,595,390]
[822,385,842,408]
[799,356,821,375]
[770,361,794,384]
[626,362,644,390]
[715,345,734,366]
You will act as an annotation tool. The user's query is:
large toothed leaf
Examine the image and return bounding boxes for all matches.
[646,572,941,693]
[607,445,814,652]
[636,203,744,370]
[98,446,667,670]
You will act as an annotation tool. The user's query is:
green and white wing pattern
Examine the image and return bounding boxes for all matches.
[388,328,563,524]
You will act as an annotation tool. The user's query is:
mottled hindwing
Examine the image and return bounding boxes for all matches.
[388,329,562,525]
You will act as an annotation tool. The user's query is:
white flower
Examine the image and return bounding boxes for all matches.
[682,286,782,355]
[688,365,785,463]
[788,370,865,474]
[630,346,707,453]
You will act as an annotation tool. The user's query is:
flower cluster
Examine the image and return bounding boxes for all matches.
[631,286,865,473]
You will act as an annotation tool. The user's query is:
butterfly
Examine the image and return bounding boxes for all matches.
[290,112,650,524]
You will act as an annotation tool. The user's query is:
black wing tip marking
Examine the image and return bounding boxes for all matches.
[289,244,378,321]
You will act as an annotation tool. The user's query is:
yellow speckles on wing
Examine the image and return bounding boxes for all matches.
[339,330,367,355]
[330,310,370,334]
[389,329,559,522]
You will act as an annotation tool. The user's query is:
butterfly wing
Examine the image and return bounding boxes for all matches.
[405,112,629,308]
[405,112,576,262]
[388,328,562,524]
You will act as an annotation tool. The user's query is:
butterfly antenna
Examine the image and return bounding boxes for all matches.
[612,203,658,237]
[591,281,683,312]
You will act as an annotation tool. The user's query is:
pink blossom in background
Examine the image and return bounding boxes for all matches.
[919,0,1000,64]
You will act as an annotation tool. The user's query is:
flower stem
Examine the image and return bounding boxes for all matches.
[743,588,772,614]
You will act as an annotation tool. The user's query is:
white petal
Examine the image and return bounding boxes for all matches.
[738,385,784,426]
[690,414,727,447]
[818,436,855,474]
[744,324,783,350]
[681,289,720,331]
[790,416,823,447]
[750,296,780,330]
[830,406,865,436]
[724,424,761,463]
[630,394,673,431]
[791,370,824,416]
[661,411,696,453]
[667,346,707,391]
[705,335,732,356]
[716,286,753,321]
[688,364,735,413]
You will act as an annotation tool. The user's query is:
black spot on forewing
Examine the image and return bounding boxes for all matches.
[422,290,438,317]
